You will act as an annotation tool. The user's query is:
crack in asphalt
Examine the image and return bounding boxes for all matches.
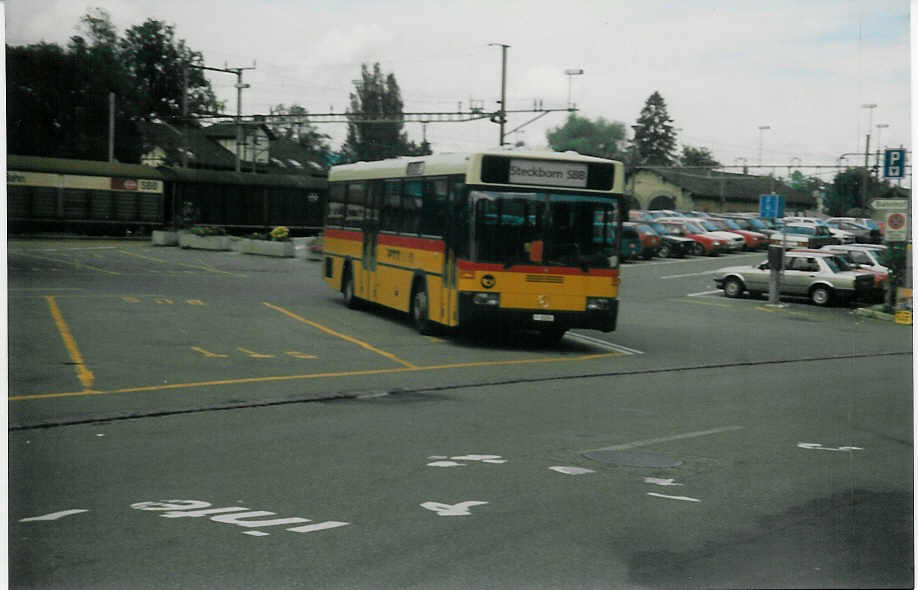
[9,350,911,431]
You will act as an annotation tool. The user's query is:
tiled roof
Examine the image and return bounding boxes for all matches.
[137,121,236,169]
[644,167,814,205]
[268,137,327,174]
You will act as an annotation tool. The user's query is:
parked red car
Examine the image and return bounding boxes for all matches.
[703,217,768,250]
[656,220,727,256]
[624,221,661,259]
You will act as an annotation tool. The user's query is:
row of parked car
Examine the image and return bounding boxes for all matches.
[712,243,891,306]
[622,210,884,261]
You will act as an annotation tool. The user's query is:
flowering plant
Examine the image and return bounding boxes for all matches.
[190,225,226,236]
[270,226,290,241]
[308,233,323,253]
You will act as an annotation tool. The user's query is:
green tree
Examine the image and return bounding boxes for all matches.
[545,114,626,160]
[634,91,678,166]
[823,168,884,216]
[341,63,419,162]
[269,103,332,155]
[679,145,720,167]
[118,19,221,123]
[6,10,221,161]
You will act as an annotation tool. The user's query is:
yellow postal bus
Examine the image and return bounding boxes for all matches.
[321,150,625,342]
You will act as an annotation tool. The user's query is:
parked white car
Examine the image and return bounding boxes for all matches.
[819,245,889,273]
[769,224,840,249]
[780,217,855,244]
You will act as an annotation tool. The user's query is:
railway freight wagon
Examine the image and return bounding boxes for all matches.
[8,155,167,235]
[7,154,328,236]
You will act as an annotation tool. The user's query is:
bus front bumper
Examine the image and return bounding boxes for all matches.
[458,293,618,333]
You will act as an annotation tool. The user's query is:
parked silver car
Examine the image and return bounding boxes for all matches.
[712,251,875,305]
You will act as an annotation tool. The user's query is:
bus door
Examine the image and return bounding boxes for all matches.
[442,179,466,326]
[362,181,382,301]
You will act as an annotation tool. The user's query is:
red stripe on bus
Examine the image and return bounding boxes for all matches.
[376,234,445,252]
[323,229,444,253]
[457,260,618,277]
[324,228,362,241]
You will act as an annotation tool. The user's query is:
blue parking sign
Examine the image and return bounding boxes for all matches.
[759,194,785,219]
[884,149,906,178]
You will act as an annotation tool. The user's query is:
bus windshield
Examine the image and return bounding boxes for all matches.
[471,189,619,269]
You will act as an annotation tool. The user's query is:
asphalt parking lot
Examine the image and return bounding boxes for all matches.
[8,237,913,588]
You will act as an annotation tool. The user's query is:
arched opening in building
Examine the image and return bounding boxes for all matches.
[648,195,676,210]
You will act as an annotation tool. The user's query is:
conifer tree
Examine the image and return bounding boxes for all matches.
[633,91,678,166]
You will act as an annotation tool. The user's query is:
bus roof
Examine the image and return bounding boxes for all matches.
[329,150,623,187]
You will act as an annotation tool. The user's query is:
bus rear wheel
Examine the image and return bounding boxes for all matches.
[411,283,436,335]
[342,269,360,309]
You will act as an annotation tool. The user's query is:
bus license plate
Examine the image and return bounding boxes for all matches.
[532,314,554,322]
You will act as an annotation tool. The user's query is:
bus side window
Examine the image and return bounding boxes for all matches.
[327,183,345,227]
[404,179,422,236]
[381,180,401,232]
[421,177,448,237]
[345,182,365,228]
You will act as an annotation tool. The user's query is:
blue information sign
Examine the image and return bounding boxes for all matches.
[883,149,906,178]
[759,194,785,219]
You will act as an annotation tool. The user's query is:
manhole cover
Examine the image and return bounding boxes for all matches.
[583,449,682,467]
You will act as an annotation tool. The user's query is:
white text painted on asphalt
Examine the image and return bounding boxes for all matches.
[131,500,349,537]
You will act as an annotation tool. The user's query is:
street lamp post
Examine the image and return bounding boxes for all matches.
[860,103,877,208]
[875,123,889,171]
[757,125,771,167]
[564,68,583,110]
[489,43,510,146]
[734,157,748,175]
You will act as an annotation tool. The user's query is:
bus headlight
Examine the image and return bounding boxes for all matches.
[472,292,500,306]
[586,297,612,311]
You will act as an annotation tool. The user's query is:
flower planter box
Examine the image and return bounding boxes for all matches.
[151,230,179,246]
[238,238,295,258]
[179,233,232,251]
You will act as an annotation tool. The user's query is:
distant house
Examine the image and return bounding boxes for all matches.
[631,167,814,212]
[138,121,325,176]
[138,121,237,170]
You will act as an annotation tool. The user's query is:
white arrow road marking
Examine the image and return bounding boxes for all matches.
[644,477,684,486]
[421,501,489,516]
[647,493,701,503]
[427,460,466,467]
[549,466,596,475]
[450,454,503,462]
[20,509,89,521]
[797,442,863,452]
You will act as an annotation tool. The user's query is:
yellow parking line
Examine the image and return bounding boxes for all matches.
[45,296,96,391]
[9,351,621,401]
[17,252,119,275]
[264,302,418,369]
[117,248,246,277]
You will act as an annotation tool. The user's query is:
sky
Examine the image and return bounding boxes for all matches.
[3,0,912,185]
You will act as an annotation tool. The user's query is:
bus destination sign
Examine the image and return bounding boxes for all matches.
[508,159,588,188]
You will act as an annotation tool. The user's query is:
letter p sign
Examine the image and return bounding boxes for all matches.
[884,149,906,178]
